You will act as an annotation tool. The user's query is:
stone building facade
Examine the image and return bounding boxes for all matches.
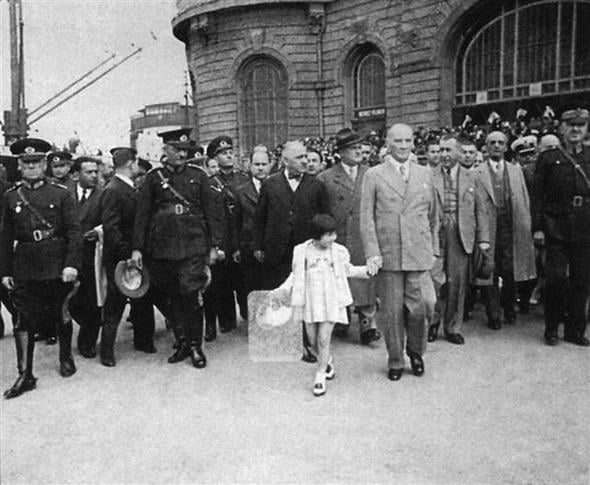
[172,0,590,158]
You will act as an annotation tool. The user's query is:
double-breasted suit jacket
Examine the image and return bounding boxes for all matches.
[360,159,439,271]
[254,172,329,267]
[473,161,536,285]
[431,164,489,255]
[317,163,375,306]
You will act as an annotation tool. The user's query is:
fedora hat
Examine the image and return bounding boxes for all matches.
[114,260,150,298]
[334,128,363,151]
[472,246,494,280]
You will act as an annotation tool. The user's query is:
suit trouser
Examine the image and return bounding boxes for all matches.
[427,256,444,328]
[71,259,102,351]
[101,266,155,352]
[440,218,469,335]
[204,259,237,334]
[544,238,590,338]
[376,270,435,369]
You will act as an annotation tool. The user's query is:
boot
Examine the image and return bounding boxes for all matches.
[427,323,440,342]
[58,322,77,377]
[99,324,117,367]
[189,343,207,369]
[168,327,190,363]
[4,331,37,399]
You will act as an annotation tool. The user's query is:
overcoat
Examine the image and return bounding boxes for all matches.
[317,163,375,305]
[473,161,536,285]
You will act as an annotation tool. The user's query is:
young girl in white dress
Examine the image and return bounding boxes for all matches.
[272,214,374,396]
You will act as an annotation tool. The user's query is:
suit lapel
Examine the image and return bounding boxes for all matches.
[478,164,496,205]
[333,164,355,192]
[243,179,258,206]
[432,166,444,205]
[381,160,406,197]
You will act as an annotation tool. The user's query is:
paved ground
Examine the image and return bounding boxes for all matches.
[0,303,588,485]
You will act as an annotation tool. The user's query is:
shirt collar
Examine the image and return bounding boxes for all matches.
[115,173,135,188]
[252,177,262,192]
[76,184,91,199]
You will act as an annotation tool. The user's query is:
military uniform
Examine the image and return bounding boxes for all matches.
[532,109,590,345]
[0,138,81,399]
[0,177,16,339]
[133,128,224,367]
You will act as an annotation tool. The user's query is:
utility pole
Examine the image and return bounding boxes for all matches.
[3,0,28,145]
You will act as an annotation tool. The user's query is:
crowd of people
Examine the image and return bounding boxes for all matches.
[0,106,588,399]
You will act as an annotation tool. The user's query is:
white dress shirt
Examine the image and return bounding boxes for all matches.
[341,163,358,181]
[284,169,301,191]
[252,177,262,194]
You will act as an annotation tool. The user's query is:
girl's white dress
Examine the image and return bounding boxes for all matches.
[303,243,349,324]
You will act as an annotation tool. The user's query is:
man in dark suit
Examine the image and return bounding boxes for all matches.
[254,139,329,289]
[254,140,329,361]
[232,145,272,305]
[532,108,590,346]
[317,128,381,345]
[70,156,103,358]
[99,147,156,367]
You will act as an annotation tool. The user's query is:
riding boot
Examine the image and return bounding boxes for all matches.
[58,322,77,377]
[4,331,37,399]
[99,323,117,367]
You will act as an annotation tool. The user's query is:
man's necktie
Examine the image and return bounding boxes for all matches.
[80,189,88,205]
[399,164,407,182]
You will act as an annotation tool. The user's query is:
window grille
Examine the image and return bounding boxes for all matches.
[354,53,386,110]
[456,0,590,106]
[238,57,288,153]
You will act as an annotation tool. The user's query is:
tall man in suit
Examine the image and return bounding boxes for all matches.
[70,156,104,358]
[360,123,439,381]
[532,108,590,346]
[232,146,272,305]
[254,140,329,361]
[429,134,489,344]
[473,131,536,329]
[99,147,156,367]
[317,128,381,345]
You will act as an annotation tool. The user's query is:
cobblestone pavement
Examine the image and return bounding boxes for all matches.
[1,304,588,485]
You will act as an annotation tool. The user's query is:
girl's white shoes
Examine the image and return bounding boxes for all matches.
[313,372,326,396]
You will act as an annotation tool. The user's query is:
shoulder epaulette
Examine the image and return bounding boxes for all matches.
[50,181,69,190]
[187,163,207,173]
[6,183,19,192]
[147,166,162,174]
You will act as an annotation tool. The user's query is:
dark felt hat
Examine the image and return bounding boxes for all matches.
[114,260,150,298]
[206,136,233,159]
[473,246,494,280]
[10,138,52,160]
[334,128,363,151]
[110,147,137,166]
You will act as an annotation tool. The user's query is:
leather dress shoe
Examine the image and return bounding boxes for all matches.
[59,358,77,377]
[168,345,190,364]
[487,320,502,330]
[544,334,558,346]
[388,368,403,381]
[135,343,157,354]
[301,348,317,363]
[445,333,465,345]
[563,335,590,347]
[407,353,425,376]
[100,355,116,367]
[360,328,381,345]
[427,324,439,343]
[505,313,517,325]
[189,347,207,368]
[4,374,37,399]
[79,346,97,358]
[46,336,57,345]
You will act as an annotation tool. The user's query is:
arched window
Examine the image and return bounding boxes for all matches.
[238,56,288,153]
[455,0,590,107]
[354,52,386,111]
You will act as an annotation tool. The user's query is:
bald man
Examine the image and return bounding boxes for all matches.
[254,140,329,361]
[473,131,536,330]
[360,123,439,381]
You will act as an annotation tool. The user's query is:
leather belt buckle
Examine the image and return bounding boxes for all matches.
[32,230,43,242]
[572,195,583,208]
[174,204,184,215]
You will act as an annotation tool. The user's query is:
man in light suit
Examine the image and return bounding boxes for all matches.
[317,128,381,345]
[360,123,439,381]
[473,131,536,329]
[429,134,490,344]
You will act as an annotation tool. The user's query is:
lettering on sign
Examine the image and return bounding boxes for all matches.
[529,82,542,96]
[355,107,386,119]
[475,91,488,104]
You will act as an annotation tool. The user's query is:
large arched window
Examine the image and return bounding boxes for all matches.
[238,56,288,153]
[455,0,590,108]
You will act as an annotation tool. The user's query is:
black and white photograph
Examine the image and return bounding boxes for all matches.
[1,0,589,483]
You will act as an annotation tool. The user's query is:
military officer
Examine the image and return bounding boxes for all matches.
[0,138,81,399]
[203,136,249,341]
[48,151,76,191]
[132,128,224,368]
[532,108,590,347]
